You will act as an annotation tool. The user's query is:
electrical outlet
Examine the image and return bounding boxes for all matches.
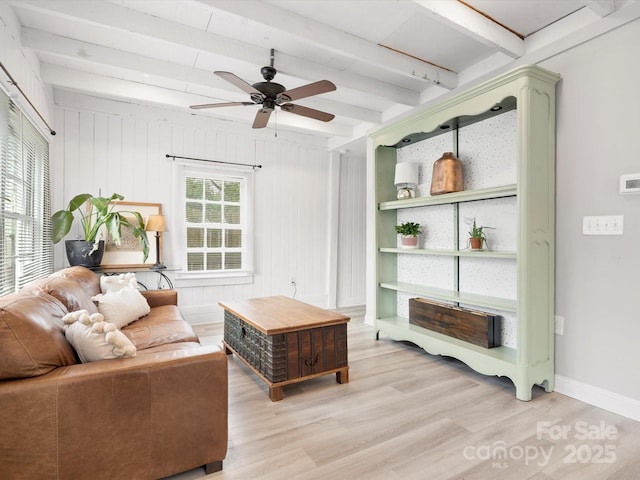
[554,315,564,336]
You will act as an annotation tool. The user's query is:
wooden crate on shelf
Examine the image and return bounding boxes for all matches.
[409,298,501,348]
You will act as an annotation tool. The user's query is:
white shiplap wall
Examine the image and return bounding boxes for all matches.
[337,150,366,308]
[52,92,365,323]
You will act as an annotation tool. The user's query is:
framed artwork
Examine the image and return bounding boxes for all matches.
[100,201,162,268]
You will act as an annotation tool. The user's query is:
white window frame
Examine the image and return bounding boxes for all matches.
[0,88,52,295]
[172,160,254,287]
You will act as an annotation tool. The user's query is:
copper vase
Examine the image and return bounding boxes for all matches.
[430,152,463,195]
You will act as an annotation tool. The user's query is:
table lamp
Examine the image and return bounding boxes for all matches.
[394,162,419,199]
[145,214,167,270]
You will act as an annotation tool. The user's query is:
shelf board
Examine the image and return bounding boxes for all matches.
[379,184,517,211]
[379,281,517,312]
[379,247,516,259]
[376,316,517,365]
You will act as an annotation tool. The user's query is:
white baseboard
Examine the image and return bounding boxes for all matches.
[335,304,365,318]
[554,375,640,422]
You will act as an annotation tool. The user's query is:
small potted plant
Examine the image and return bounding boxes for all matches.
[467,218,494,250]
[395,221,421,249]
[52,192,150,267]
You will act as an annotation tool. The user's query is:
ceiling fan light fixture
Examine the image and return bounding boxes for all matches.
[261,99,276,112]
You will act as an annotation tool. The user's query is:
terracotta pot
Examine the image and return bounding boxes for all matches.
[469,237,483,250]
[401,236,418,249]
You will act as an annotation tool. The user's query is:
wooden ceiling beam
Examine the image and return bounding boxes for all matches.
[583,1,616,17]
[14,0,419,106]
[199,0,457,90]
[412,0,524,58]
[21,28,381,123]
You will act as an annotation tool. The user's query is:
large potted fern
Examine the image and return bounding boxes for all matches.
[52,193,150,268]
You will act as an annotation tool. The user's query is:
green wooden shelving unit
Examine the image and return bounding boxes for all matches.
[369,65,560,401]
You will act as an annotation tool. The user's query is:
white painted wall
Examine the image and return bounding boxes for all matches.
[50,91,366,322]
[336,149,367,308]
[540,18,640,403]
[2,0,367,323]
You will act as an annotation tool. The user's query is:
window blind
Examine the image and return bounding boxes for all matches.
[0,89,52,294]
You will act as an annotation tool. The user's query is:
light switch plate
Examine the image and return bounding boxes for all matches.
[582,215,624,235]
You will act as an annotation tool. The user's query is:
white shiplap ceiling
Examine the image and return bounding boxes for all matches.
[7,0,640,148]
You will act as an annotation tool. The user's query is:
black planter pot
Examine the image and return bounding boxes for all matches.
[65,240,105,268]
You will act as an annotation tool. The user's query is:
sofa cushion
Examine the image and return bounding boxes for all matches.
[122,305,198,350]
[140,289,178,308]
[63,310,137,362]
[0,292,78,379]
[100,273,138,293]
[22,276,98,314]
[92,287,151,329]
[49,265,101,297]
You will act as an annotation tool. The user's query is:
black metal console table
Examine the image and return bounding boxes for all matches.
[92,266,175,290]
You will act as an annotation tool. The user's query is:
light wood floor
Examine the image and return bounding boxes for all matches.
[166,319,640,480]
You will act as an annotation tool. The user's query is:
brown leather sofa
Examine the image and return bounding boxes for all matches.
[0,266,227,480]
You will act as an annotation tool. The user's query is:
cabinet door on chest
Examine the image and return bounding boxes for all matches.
[286,325,347,379]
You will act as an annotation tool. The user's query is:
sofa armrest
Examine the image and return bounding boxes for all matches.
[0,345,227,480]
[141,288,177,307]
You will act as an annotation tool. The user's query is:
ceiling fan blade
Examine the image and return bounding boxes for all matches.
[280,103,335,122]
[276,80,336,103]
[215,71,264,99]
[189,102,254,110]
[252,108,272,128]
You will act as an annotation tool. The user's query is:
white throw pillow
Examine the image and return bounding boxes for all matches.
[63,310,136,363]
[91,287,151,329]
[100,273,138,293]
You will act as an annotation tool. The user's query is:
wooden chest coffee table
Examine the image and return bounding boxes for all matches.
[219,296,349,401]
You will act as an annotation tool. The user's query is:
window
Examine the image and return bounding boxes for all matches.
[177,164,253,285]
[0,89,52,295]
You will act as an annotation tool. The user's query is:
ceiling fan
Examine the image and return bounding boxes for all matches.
[190,49,336,128]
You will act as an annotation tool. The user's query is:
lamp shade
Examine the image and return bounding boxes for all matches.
[145,214,167,232]
[394,162,419,186]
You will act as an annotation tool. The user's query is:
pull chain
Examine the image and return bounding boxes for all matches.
[274,108,278,138]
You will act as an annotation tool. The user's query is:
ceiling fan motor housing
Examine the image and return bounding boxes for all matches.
[252,81,287,102]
